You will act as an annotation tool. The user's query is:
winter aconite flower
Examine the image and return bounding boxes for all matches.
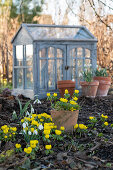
[79,124,88,130]
[24,147,32,154]
[60,126,65,131]
[104,122,108,126]
[47,93,50,97]
[45,135,49,139]
[74,90,79,93]
[89,116,94,120]
[45,145,52,150]
[55,130,62,135]
[15,144,21,149]
[65,89,69,94]
[74,124,78,129]
[53,93,57,97]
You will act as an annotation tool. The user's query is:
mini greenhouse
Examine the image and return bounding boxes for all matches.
[11,24,97,99]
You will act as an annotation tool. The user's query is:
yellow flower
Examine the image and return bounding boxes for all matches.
[30,140,37,148]
[60,126,65,131]
[15,144,21,149]
[38,114,41,119]
[9,134,12,137]
[104,115,108,119]
[55,130,62,135]
[104,122,108,126]
[70,100,77,105]
[74,124,78,129]
[3,129,8,134]
[1,125,8,130]
[75,90,79,93]
[12,132,16,135]
[44,130,50,135]
[54,125,57,129]
[45,145,52,150]
[89,116,94,120]
[21,119,24,123]
[40,119,44,122]
[53,93,57,97]
[31,120,39,126]
[4,135,7,139]
[79,124,87,130]
[10,127,17,131]
[45,135,49,139]
[31,128,34,133]
[65,89,69,94]
[47,93,50,97]
[24,147,32,154]
[73,97,78,101]
[60,98,68,103]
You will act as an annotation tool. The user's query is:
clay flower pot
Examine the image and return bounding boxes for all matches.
[51,109,79,132]
[80,81,99,98]
[93,76,111,96]
[57,80,75,97]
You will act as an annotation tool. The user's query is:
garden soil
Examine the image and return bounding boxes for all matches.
[0,93,113,169]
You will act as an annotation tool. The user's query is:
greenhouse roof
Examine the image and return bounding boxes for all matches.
[11,23,97,43]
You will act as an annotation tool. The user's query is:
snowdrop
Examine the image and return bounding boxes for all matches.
[34,130,38,135]
[28,131,32,135]
[26,111,30,116]
[33,99,41,104]
[38,124,43,130]
[22,123,26,128]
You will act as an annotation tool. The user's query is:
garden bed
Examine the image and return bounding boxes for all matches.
[0,93,113,169]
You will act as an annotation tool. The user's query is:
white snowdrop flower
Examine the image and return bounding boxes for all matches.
[34,99,41,104]
[31,107,34,113]
[28,131,32,135]
[22,123,26,128]
[34,130,38,135]
[23,130,26,134]
[25,122,28,126]
[26,111,30,116]
[38,124,43,130]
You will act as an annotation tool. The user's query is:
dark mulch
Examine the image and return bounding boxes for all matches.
[0,93,113,169]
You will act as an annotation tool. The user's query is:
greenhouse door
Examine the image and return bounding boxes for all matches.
[38,45,67,91]
[67,45,92,88]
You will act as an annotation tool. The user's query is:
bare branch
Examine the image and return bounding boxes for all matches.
[98,0,113,11]
[87,0,113,31]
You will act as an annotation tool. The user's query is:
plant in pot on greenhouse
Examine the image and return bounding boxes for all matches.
[80,68,99,98]
[93,66,111,96]
[47,89,80,132]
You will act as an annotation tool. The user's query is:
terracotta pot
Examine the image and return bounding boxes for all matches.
[80,81,99,98]
[51,109,79,132]
[57,80,75,97]
[93,76,111,96]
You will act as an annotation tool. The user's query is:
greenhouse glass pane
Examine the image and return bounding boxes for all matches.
[85,49,91,58]
[85,59,92,68]
[57,59,63,81]
[25,45,33,66]
[25,67,33,89]
[48,60,55,89]
[16,68,23,88]
[48,47,55,58]
[77,48,83,58]
[16,45,23,66]
[39,48,46,58]
[40,59,47,89]
[57,49,63,58]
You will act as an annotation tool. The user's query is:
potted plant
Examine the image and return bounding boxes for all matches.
[57,80,75,97]
[47,89,80,132]
[93,66,111,96]
[80,69,99,98]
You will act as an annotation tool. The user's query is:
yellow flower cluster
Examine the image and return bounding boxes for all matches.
[101,114,108,119]
[65,89,69,94]
[70,100,77,105]
[60,98,68,103]
[74,124,87,130]
[15,144,21,149]
[30,140,38,148]
[60,126,65,131]
[24,147,32,154]
[1,125,17,139]
[89,116,94,120]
